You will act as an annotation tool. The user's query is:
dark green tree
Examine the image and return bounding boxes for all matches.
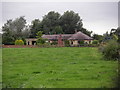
[30,19,42,38]
[92,33,103,43]
[42,11,61,34]
[51,26,63,34]
[36,31,46,45]
[60,10,83,34]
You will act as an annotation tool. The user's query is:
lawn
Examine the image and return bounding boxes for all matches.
[2,47,118,88]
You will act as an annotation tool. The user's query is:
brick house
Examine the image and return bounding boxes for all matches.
[25,31,93,46]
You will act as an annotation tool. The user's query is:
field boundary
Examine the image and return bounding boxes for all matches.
[2,45,97,48]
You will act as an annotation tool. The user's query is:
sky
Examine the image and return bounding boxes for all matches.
[0,0,119,35]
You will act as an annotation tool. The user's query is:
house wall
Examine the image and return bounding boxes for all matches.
[26,39,37,45]
[25,38,93,46]
[69,40,93,46]
[84,40,93,44]
[69,40,78,46]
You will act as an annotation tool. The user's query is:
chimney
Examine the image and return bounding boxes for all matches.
[75,29,77,33]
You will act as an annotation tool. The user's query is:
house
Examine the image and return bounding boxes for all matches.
[25,31,93,46]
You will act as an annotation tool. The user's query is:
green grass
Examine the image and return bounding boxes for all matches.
[2,47,118,88]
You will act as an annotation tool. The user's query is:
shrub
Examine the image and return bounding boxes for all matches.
[99,40,120,60]
[51,41,58,45]
[64,40,70,47]
[36,38,46,45]
[79,41,84,44]
[15,40,24,45]
[15,40,19,45]
[92,40,99,44]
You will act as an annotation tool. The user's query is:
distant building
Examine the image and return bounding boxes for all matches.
[25,31,93,46]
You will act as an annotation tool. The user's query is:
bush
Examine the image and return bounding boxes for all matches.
[92,40,99,44]
[99,40,120,60]
[51,41,58,45]
[64,40,70,47]
[79,41,84,44]
[15,40,24,45]
[36,38,46,45]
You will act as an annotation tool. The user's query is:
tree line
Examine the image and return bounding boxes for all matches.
[2,10,92,45]
[2,10,120,45]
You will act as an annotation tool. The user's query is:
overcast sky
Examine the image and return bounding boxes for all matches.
[0,1,119,35]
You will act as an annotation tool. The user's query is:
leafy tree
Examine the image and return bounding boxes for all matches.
[80,28,92,37]
[36,31,43,38]
[2,20,15,45]
[2,16,29,45]
[109,27,120,43]
[102,31,112,42]
[30,19,42,38]
[30,11,92,35]
[36,31,46,45]
[10,16,26,39]
[92,34,103,43]
[42,11,61,34]
[60,10,83,34]
[51,26,63,34]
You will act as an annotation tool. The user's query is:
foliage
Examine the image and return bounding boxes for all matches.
[36,38,46,45]
[112,34,118,41]
[80,28,92,37]
[79,41,84,44]
[51,26,63,34]
[99,40,120,60]
[60,10,83,34]
[42,11,61,34]
[92,34,103,43]
[64,40,70,46]
[36,31,46,45]
[92,40,99,44]
[2,16,30,45]
[109,27,120,43]
[15,39,24,45]
[30,19,42,38]
[36,31,43,38]
[3,47,117,88]
[51,41,58,45]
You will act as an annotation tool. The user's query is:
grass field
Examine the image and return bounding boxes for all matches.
[2,47,118,88]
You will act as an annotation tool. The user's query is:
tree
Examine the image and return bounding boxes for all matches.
[2,20,15,45]
[36,31,46,45]
[51,26,63,34]
[42,11,61,34]
[10,16,26,39]
[92,33,103,43]
[2,16,30,45]
[80,28,92,37]
[116,27,120,43]
[60,10,83,34]
[109,27,120,43]
[30,19,42,38]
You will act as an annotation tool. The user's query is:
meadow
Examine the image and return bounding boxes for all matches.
[2,47,118,88]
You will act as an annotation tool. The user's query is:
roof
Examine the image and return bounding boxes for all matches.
[26,31,93,40]
[42,34,73,40]
[68,31,93,40]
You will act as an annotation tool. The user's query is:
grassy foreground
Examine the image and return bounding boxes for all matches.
[2,47,118,88]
